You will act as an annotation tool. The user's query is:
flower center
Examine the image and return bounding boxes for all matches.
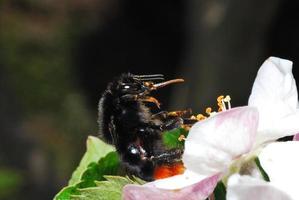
[178,95,232,141]
[190,95,232,121]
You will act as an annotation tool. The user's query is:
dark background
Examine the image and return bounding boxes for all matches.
[1,0,299,199]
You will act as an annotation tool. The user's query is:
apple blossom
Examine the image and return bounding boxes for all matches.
[123,57,299,200]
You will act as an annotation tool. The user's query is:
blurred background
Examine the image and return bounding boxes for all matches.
[1,0,299,199]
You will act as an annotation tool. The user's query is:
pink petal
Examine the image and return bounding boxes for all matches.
[293,133,299,141]
[122,174,220,200]
[183,106,259,176]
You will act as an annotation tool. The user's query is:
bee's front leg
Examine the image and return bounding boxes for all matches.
[152,109,192,119]
[167,109,192,117]
[140,96,161,108]
[151,111,168,119]
[160,117,184,131]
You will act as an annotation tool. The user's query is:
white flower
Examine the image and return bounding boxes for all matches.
[227,57,299,200]
[123,57,299,200]
[181,57,299,187]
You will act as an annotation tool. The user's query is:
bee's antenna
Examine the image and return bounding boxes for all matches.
[138,77,165,81]
[133,74,165,81]
[133,74,164,78]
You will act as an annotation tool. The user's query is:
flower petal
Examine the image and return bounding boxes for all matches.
[151,169,207,189]
[227,174,292,200]
[293,133,299,141]
[183,106,258,176]
[122,173,220,200]
[259,141,299,199]
[248,57,299,144]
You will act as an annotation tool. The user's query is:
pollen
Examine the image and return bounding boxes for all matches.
[196,114,206,121]
[178,134,186,141]
[190,115,197,120]
[205,107,212,115]
[217,95,225,111]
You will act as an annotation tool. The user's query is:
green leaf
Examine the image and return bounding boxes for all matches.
[162,128,188,149]
[68,136,115,185]
[71,176,137,200]
[54,150,121,200]
[79,152,121,187]
[54,185,80,200]
[54,136,146,200]
[213,181,226,200]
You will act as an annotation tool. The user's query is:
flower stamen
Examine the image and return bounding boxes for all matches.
[224,95,231,109]
[217,95,231,111]
[217,95,225,111]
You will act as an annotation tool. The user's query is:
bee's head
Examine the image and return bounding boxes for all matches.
[115,73,184,95]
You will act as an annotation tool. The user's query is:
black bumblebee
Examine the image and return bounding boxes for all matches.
[98,73,191,181]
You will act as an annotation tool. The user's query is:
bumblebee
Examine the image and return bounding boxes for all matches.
[98,73,191,181]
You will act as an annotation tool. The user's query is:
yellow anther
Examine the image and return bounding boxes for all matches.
[217,95,224,103]
[190,115,197,120]
[217,95,225,111]
[196,114,207,121]
[205,107,212,115]
[178,135,186,141]
[192,95,232,123]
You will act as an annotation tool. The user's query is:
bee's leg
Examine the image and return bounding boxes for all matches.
[161,117,184,130]
[167,109,192,117]
[140,96,161,108]
[152,109,192,120]
[151,149,183,164]
[167,109,199,127]
[152,112,188,130]
[151,111,168,119]
[182,118,198,125]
